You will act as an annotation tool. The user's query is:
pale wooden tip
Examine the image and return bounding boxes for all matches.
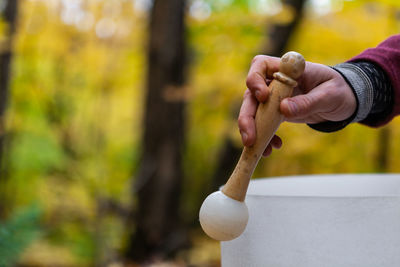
[279,51,305,80]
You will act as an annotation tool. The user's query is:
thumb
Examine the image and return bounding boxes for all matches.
[280,91,326,119]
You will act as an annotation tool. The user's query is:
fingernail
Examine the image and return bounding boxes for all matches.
[242,132,248,145]
[263,146,272,157]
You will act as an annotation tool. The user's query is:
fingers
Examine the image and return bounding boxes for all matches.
[238,89,258,146]
[238,89,284,150]
[240,55,289,149]
[270,135,282,149]
[262,135,282,157]
[263,145,273,157]
[246,55,280,102]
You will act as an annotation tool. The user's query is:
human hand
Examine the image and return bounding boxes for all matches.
[238,55,357,156]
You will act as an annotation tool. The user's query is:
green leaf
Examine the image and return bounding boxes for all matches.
[0,205,42,267]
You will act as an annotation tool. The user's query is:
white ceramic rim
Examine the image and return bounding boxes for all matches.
[246,174,400,198]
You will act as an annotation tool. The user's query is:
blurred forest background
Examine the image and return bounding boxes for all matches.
[0,0,399,266]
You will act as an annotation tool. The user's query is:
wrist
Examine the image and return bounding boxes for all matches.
[333,63,373,122]
[307,66,360,133]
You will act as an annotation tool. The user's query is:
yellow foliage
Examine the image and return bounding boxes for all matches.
[4,0,400,265]
[20,241,78,266]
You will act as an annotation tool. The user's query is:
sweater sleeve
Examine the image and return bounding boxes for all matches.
[349,34,400,127]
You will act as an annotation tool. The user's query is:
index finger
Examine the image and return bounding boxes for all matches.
[238,89,258,146]
[246,55,280,102]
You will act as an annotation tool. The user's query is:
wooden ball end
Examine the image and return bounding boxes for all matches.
[279,51,305,80]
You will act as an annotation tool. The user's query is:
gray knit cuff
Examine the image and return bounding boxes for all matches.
[333,63,374,122]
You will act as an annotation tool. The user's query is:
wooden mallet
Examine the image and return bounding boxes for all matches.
[199,51,305,241]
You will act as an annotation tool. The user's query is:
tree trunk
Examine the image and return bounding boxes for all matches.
[210,0,306,194]
[262,0,306,57]
[126,0,187,261]
[0,0,19,219]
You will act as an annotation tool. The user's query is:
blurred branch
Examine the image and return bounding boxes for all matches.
[0,39,12,54]
[0,0,19,219]
[263,0,306,56]
[97,197,131,219]
[375,126,390,172]
[95,196,132,267]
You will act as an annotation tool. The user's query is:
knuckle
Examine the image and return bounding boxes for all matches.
[237,115,248,129]
[298,95,313,113]
[246,73,263,91]
[243,89,252,98]
[245,76,253,89]
[251,55,264,64]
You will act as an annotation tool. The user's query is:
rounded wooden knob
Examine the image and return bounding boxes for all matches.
[279,51,305,80]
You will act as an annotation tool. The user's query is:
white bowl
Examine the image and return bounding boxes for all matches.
[221,174,400,267]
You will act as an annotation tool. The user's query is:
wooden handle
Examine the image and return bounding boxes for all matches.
[222,52,305,201]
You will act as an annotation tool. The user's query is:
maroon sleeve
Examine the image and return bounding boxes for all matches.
[349,34,400,127]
